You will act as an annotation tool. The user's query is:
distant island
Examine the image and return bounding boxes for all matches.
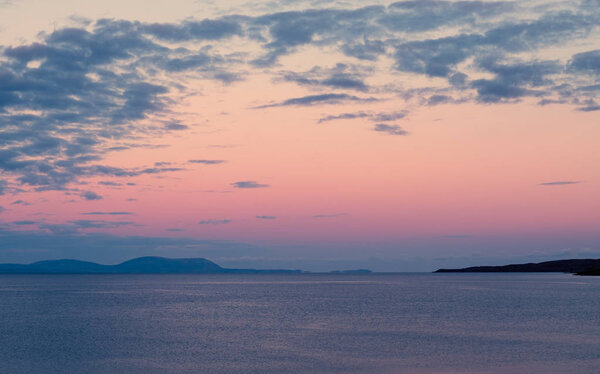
[0,256,371,274]
[435,259,600,276]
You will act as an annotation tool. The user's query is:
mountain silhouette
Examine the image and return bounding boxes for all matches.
[0,256,301,274]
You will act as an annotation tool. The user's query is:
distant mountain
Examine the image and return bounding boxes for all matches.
[0,256,303,274]
[434,259,600,276]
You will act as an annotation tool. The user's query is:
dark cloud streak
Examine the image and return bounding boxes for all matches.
[231,181,270,188]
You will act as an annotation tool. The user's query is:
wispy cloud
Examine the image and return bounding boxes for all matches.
[318,110,408,123]
[312,213,347,218]
[198,219,232,225]
[189,160,227,165]
[254,93,377,108]
[81,212,133,215]
[256,215,276,220]
[12,220,36,226]
[67,220,137,229]
[231,181,270,189]
[11,200,31,206]
[539,181,580,186]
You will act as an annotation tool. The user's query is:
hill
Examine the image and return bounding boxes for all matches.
[0,257,302,274]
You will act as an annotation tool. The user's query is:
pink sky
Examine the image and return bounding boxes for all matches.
[0,0,599,270]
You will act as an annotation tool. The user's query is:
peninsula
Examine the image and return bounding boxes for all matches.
[435,259,600,276]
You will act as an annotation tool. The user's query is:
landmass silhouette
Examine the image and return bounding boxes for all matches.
[435,259,600,276]
[0,256,371,274]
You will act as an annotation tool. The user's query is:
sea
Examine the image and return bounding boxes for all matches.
[1,273,599,374]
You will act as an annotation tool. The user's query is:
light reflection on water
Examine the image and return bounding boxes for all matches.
[1,273,599,374]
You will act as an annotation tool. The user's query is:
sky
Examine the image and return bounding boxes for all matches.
[0,0,599,271]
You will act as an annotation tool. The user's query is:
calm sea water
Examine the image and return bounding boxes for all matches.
[1,273,599,374]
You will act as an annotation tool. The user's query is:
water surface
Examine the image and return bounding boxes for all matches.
[1,273,599,373]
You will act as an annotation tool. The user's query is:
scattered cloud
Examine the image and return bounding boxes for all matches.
[231,181,270,188]
[318,110,408,123]
[81,191,103,200]
[256,215,276,220]
[81,212,133,215]
[1,3,599,197]
[67,220,137,229]
[373,124,409,136]
[280,64,370,92]
[198,219,232,225]
[254,93,377,108]
[318,112,371,123]
[12,220,37,225]
[189,159,227,165]
[11,200,30,206]
[539,181,580,186]
[312,213,347,218]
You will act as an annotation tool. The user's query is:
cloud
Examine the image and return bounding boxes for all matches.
[341,39,386,61]
[164,122,189,131]
[30,219,138,234]
[312,213,347,218]
[231,181,270,188]
[427,94,454,105]
[471,58,562,103]
[11,200,30,205]
[166,228,185,232]
[318,112,371,123]
[371,111,408,122]
[12,220,37,225]
[0,18,235,193]
[539,181,580,186]
[250,7,385,66]
[1,2,600,197]
[382,0,515,33]
[568,50,600,75]
[66,220,136,229]
[0,180,7,195]
[189,159,226,165]
[280,64,370,92]
[318,110,407,123]
[254,93,376,108]
[576,101,600,112]
[198,219,232,225]
[373,124,409,136]
[81,191,103,200]
[256,215,276,220]
[142,19,242,42]
[81,212,133,215]
[392,11,595,79]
